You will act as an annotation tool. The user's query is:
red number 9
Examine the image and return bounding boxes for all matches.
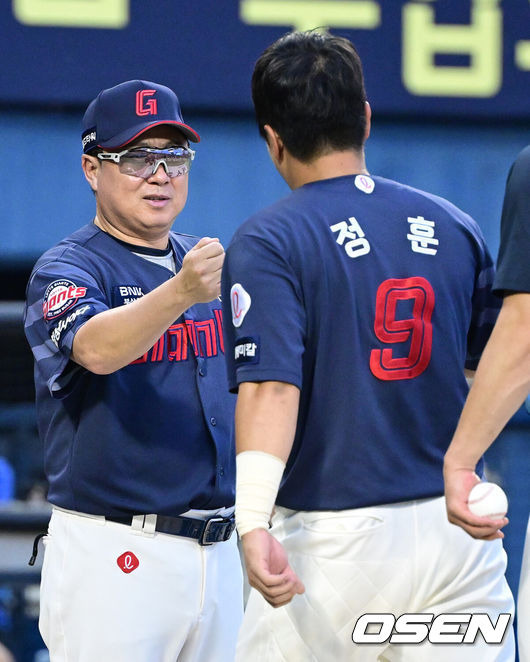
[370,277,435,381]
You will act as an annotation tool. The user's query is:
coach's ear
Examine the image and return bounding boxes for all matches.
[263,124,284,168]
[81,154,100,193]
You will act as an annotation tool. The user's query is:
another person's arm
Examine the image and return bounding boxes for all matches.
[235,380,305,607]
[444,292,530,539]
[222,227,306,606]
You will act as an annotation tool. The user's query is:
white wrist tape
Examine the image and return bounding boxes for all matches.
[235,450,286,537]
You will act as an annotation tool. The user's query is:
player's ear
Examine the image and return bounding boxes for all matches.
[363,101,371,142]
[263,124,284,166]
[82,154,100,193]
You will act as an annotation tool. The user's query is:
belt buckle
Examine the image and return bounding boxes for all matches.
[200,516,225,546]
[223,519,235,541]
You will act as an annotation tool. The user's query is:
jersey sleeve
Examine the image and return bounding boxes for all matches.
[465,236,502,370]
[494,146,530,294]
[221,234,305,392]
[24,261,110,397]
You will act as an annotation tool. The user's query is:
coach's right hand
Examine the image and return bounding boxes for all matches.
[176,236,225,304]
[72,236,225,375]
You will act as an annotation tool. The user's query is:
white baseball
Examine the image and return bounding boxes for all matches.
[468,482,508,519]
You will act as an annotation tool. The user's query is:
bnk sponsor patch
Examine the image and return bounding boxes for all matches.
[234,336,260,365]
[43,279,87,320]
[112,284,145,306]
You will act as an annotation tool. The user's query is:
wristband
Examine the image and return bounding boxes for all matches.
[235,450,286,537]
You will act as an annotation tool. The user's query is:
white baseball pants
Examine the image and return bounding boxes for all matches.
[39,507,243,662]
[237,496,515,662]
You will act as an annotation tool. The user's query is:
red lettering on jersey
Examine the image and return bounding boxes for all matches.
[151,334,165,362]
[128,313,225,365]
[214,309,224,353]
[130,352,148,364]
[185,320,197,356]
[168,323,188,361]
[196,319,217,357]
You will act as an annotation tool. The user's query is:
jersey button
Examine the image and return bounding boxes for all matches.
[219,467,224,476]
[198,368,205,377]
[210,417,217,426]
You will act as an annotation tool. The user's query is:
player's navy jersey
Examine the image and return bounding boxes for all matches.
[222,174,500,510]
[24,223,235,516]
[494,145,530,294]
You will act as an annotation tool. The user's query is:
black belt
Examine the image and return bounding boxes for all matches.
[106,513,236,546]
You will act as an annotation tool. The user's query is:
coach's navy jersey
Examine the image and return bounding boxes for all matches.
[24,223,235,516]
[494,145,530,294]
[222,174,500,510]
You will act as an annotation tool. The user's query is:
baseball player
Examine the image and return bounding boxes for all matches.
[444,144,530,661]
[24,80,242,661]
[221,32,515,661]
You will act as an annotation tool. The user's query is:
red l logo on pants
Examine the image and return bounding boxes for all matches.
[117,551,139,573]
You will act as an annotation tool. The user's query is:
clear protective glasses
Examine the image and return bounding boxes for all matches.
[97,146,195,179]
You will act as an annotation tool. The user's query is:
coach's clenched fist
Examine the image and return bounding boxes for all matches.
[177,236,225,304]
[71,236,226,375]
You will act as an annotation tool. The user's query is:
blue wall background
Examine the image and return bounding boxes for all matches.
[2,107,529,265]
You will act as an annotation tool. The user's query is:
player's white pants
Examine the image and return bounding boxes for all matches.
[518,515,530,662]
[39,507,243,662]
[237,496,515,662]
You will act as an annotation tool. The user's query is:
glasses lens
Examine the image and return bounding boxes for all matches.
[117,150,151,176]
[118,148,193,178]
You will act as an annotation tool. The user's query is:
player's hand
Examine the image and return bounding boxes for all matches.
[241,528,305,608]
[443,465,508,541]
[177,237,224,304]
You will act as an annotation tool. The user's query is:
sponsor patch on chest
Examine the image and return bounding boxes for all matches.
[112,285,145,306]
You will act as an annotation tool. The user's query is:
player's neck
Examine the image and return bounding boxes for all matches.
[282,149,369,190]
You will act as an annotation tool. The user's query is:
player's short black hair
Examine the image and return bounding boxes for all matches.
[252,30,367,162]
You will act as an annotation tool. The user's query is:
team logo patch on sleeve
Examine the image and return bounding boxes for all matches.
[234,336,260,365]
[230,283,251,328]
[43,279,88,320]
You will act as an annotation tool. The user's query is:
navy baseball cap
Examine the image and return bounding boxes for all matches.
[81,79,200,153]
